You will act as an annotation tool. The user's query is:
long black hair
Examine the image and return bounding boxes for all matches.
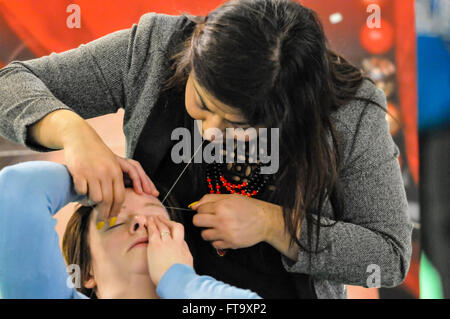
[165,0,382,259]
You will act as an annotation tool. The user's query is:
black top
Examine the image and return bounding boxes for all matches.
[133,85,317,299]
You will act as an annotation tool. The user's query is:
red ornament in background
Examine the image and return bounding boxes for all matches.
[360,19,394,55]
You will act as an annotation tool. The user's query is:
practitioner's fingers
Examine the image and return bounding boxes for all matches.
[86,178,102,204]
[110,176,125,219]
[73,176,88,197]
[195,201,218,216]
[126,159,159,196]
[192,212,218,228]
[116,157,143,195]
[212,240,230,250]
[201,228,222,242]
[99,178,114,221]
[188,194,223,210]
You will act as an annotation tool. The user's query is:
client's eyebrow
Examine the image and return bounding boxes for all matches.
[144,202,193,212]
[117,203,162,216]
[144,202,165,209]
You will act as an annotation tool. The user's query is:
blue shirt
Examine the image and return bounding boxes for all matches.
[0,161,261,299]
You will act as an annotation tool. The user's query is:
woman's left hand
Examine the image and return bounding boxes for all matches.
[190,194,281,250]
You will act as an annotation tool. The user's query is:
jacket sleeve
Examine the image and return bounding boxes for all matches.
[0,161,88,298]
[281,88,413,288]
[0,12,171,152]
[157,264,262,299]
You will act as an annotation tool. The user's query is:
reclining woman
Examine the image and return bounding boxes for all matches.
[0,161,261,299]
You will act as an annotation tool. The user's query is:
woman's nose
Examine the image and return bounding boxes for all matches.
[129,215,148,233]
[203,116,226,141]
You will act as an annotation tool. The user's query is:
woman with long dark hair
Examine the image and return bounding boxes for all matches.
[0,0,412,298]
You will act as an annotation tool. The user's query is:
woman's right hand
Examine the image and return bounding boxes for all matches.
[146,216,194,287]
[63,128,159,225]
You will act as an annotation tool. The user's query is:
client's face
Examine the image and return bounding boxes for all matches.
[85,189,169,298]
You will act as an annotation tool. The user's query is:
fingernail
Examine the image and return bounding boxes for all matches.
[96,221,105,231]
[109,217,117,227]
[188,201,199,208]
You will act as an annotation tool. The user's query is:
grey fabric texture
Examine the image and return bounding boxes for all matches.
[0,12,413,299]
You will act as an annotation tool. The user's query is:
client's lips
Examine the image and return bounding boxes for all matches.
[128,237,149,251]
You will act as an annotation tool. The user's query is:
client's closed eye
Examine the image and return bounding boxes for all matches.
[106,223,125,231]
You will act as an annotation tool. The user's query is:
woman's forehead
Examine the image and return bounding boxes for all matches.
[120,189,169,218]
[122,188,159,206]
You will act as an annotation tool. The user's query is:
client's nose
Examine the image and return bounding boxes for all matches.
[129,215,148,233]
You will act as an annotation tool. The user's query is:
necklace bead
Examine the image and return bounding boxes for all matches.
[205,161,267,199]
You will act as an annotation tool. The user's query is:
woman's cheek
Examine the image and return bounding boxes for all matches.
[102,230,128,256]
[185,81,203,120]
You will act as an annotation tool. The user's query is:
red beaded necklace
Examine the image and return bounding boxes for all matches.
[205,161,268,197]
[206,175,258,197]
[205,161,270,257]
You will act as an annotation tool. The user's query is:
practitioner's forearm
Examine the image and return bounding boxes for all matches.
[29,109,100,149]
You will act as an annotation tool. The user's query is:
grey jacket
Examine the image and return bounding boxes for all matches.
[0,13,413,299]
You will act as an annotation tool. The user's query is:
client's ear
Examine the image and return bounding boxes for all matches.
[84,272,97,289]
